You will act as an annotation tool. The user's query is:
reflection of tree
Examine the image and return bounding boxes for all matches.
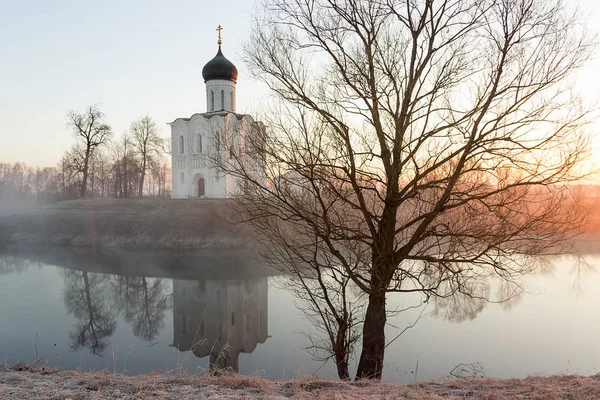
[0,254,31,275]
[569,256,598,298]
[62,270,117,355]
[276,269,364,381]
[433,291,487,323]
[111,276,170,341]
[433,276,527,322]
[128,278,169,341]
[111,275,136,320]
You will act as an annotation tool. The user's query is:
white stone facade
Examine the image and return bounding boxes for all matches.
[170,112,265,199]
[205,79,236,113]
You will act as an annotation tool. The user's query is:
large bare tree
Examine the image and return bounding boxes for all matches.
[130,116,163,197]
[228,0,597,380]
[67,105,112,198]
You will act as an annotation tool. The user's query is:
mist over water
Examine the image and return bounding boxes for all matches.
[0,246,598,383]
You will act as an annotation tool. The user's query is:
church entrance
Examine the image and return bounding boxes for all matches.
[197,178,206,197]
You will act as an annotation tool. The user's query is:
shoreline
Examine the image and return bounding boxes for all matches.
[2,198,600,253]
[0,198,249,250]
[1,363,599,399]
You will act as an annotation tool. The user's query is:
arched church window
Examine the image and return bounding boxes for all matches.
[230,91,234,110]
[215,169,220,182]
[229,144,234,160]
[179,136,184,154]
[180,172,184,184]
[197,134,203,153]
[221,90,224,110]
[210,91,214,111]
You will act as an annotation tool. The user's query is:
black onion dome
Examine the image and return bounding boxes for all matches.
[202,45,238,83]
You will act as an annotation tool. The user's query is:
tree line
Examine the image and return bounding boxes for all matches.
[0,105,171,205]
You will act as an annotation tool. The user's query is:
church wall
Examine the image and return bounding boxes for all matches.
[171,121,189,199]
[170,111,266,199]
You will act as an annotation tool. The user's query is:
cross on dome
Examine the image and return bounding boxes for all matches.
[217,25,223,45]
[202,25,238,83]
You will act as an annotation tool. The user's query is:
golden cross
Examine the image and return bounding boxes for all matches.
[216,25,223,45]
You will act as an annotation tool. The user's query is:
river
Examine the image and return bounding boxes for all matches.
[0,245,597,383]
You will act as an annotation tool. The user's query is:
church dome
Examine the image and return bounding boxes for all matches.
[202,46,238,83]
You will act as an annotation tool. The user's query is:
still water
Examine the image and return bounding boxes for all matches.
[0,246,598,383]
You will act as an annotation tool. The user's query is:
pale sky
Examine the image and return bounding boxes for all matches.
[1,0,600,168]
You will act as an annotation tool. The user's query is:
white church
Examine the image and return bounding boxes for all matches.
[169,28,266,199]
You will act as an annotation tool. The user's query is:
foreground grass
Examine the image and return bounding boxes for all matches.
[1,364,600,400]
[0,199,249,249]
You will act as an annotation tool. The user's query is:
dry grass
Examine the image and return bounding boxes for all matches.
[1,363,599,399]
[0,198,250,249]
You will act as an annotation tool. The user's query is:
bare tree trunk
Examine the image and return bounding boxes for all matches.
[356,293,386,379]
[139,158,146,198]
[62,159,66,200]
[123,156,128,199]
[81,147,90,198]
[101,164,104,197]
[90,163,95,198]
[334,320,351,380]
[35,171,39,204]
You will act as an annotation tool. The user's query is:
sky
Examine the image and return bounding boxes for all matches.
[0,0,266,167]
[1,0,600,168]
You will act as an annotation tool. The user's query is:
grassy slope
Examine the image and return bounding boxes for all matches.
[2,197,600,251]
[1,364,600,400]
[0,199,249,249]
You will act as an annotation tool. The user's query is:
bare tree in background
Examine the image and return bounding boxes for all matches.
[228,0,597,379]
[111,134,138,199]
[60,143,88,198]
[131,116,163,197]
[0,163,10,198]
[67,105,112,198]
[149,160,171,198]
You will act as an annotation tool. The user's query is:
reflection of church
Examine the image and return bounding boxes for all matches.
[171,278,268,372]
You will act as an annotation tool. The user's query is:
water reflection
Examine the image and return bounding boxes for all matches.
[111,276,170,342]
[431,278,526,323]
[0,246,271,371]
[569,255,598,298]
[0,253,33,275]
[171,278,268,372]
[62,270,117,355]
[0,245,599,381]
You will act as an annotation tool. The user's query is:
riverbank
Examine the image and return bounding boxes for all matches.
[1,364,599,399]
[0,199,249,249]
